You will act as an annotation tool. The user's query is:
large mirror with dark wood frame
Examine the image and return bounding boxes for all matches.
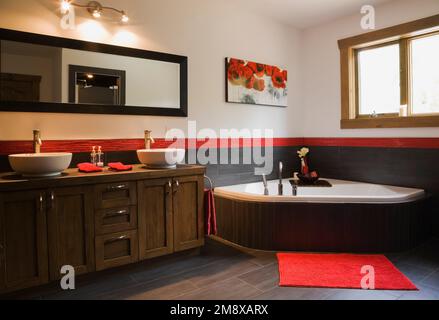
[0,28,188,117]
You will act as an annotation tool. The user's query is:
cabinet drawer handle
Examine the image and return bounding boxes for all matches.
[166,180,172,194]
[49,191,55,209]
[104,235,128,244]
[106,184,129,192]
[103,209,129,218]
[39,194,44,212]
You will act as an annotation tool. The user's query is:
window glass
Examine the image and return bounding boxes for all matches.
[357,44,401,116]
[411,33,439,114]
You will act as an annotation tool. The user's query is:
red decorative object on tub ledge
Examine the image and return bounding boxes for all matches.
[297,147,320,184]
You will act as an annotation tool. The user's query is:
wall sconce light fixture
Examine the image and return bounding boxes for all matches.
[61,0,129,23]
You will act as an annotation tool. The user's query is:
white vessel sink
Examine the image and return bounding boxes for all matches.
[9,153,73,178]
[137,149,185,169]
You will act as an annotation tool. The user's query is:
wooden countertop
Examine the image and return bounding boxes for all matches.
[0,164,206,192]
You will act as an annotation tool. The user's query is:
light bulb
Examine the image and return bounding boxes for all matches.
[92,9,101,18]
[121,14,129,23]
[86,74,94,79]
[61,0,71,14]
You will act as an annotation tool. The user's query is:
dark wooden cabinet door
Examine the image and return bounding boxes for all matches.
[138,178,173,260]
[47,186,95,280]
[173,175,204,252]
[0,191,48,293]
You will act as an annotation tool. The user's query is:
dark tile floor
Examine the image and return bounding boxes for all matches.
[3,237,439,300]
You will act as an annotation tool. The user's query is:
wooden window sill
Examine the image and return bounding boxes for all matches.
[341,116,439,129]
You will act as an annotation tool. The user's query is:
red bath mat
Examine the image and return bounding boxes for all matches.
[277,253,417,291]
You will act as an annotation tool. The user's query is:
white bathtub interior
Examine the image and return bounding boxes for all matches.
[214,178,425,204]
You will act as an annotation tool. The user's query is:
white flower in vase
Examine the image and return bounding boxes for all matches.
[297,147,309,159]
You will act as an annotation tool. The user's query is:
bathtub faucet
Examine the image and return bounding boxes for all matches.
[292,183,298,196]
[262,174,269,196]
[278,162,283,196]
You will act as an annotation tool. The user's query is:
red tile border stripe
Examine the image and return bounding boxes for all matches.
[1,137,439,155]
[0,138,304,155]
[303,138,439,149]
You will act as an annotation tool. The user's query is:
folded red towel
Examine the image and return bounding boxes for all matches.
[77,163,103,173]
[204,189,217,236]
[108,162,133,171]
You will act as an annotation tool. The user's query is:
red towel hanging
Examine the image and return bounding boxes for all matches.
[204,189,217,236]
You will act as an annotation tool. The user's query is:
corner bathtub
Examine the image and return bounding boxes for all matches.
[214,179,430,253]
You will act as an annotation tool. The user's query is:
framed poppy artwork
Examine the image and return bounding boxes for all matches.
[226,57,287,107]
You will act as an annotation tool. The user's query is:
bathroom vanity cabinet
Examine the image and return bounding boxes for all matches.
[137,175,204,261]
[0,165,205,294]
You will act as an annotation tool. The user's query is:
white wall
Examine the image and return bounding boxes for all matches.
[1,0,438,141]
[301,0,439,137]
[0,0,302,140]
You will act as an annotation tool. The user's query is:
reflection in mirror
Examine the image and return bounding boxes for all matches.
[69,65,126,105]
[0,40,62,103]
[0,40,181,109]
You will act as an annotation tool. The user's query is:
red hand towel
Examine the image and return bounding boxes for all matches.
[77,163,103,173]
[204,189,217,236]
[108,162,133,171]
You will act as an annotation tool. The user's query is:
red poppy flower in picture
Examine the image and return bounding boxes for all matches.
[265,65,273,77]
[226,57,287,107]
[272,68,287,89]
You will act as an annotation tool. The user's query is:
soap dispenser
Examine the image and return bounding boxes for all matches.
[97,146,105,167]
[90,146,97,166]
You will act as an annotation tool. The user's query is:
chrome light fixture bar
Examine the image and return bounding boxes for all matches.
[60,0,129,23]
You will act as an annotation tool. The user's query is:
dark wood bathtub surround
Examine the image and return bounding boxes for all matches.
[215,196,431,253]
[0,165,205,294]
[206,141,439,241]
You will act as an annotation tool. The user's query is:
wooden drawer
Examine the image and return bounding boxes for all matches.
[95,206,137,235]
[94,182,136,209]
[95,230,139,271]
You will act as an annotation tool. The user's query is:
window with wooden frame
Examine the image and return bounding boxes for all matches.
[339,14,439,129]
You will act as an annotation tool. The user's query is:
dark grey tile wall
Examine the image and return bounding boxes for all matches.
[308,147,439,196]
[201,147,300,187]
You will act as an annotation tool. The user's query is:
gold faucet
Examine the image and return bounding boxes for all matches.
[144,130,155,149]
[33,130,42,153]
